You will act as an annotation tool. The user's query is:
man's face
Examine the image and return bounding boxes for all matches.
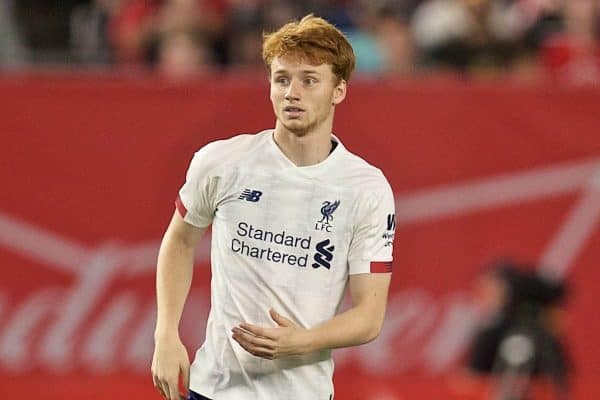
[269,56,346,136]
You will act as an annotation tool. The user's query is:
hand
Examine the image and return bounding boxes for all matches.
[151,334,190,400]
[231,309,310,359]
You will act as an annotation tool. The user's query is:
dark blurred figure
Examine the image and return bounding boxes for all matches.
[345,1,416,75]
[0,0,28,67]
[410,0,557,75]
[345,1,386,74]
[225,0,264,69]
[16,0,87,63]
[374,6,416,76]
[107,0,161,63]
[155,29,214,79]
[467,260,570,400]
[540,0,600,85]
[411,0,487,71]
[71,0,122,64]
[225,0,302,70]
[110,0,225,70]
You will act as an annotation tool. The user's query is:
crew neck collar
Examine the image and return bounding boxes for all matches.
[267,129,344,172]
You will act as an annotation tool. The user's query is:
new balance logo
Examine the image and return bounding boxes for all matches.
[312,239,335,269]
[387,213,396,231]
[238,189,263,202]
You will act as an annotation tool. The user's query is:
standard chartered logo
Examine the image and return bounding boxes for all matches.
[231,222,337,269]
[231,222,312,267]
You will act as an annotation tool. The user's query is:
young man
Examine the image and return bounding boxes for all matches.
[152,14,396,400]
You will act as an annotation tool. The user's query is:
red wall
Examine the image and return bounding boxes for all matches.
[1,73,599,399]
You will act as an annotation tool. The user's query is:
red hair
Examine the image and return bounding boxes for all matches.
[262,14,356,83]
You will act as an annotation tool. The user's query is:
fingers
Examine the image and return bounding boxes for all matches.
[239,322,272,339]
[151,339,190,400]
[181,360,190,397]
[165,380,179,400]
[232,327,275,348]
[167,379,180,400]
[232,327,276,359]
[236,342,275,359]
[269,309,293,327]
[152,372,180,400]
[152,374,167,399]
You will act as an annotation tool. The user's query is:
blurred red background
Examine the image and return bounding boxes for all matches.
[0,74,599,399]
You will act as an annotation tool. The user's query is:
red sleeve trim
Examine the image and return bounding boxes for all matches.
[175,195,188,218]
[370,261,392,273]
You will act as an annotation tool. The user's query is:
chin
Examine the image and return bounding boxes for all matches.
[287,126,310,136]
[284,124,311,137]
[279,118,309,135]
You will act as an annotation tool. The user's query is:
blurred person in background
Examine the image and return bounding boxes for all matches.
[519,0,564,57]
[306,0,356,30]
[410,0,564,76]
[411,0,481,71]
[460,260,571,400]
[344,2,385,74]
[225,0,264,68]
[373,5,416,76]
[541,0,600,85]
[107,0,161,63]
[345,1,416,76]
[110,0,225,69]
[15,0,84,63]
[147,0,225,78]
[71,0,122,64]
[0,0,28,67]
[155,29,214,79]
[225,0,302,70]
[262,0,304,30]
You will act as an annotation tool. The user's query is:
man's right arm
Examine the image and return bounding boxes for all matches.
[152,210,207,400]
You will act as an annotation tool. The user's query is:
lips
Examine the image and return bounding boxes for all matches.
[283,105,305,119]
[284,106,305,112]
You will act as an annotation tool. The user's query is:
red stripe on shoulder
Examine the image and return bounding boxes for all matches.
[175,195,188,218]
[370,261,392,273]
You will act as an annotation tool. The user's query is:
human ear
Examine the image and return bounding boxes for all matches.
[332,79,347,105]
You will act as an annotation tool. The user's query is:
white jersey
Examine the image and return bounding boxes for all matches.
[176,130,395,400]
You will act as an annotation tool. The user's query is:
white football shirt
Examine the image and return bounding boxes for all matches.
[176,129,396,400]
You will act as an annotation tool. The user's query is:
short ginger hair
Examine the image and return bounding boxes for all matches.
[262,14,356,83]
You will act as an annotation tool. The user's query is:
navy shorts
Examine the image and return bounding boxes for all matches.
[187,391,212,400]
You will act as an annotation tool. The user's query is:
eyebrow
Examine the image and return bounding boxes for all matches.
[273,69,320,75]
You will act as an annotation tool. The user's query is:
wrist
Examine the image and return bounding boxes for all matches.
[154,326,179,342]
[299,328,318,354]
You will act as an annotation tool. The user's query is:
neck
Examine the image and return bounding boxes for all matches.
[273,118,334,167]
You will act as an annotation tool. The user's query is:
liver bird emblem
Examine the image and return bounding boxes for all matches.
[319,200,340,224]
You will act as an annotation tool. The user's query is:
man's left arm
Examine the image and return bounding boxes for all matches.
[231,272,391,358]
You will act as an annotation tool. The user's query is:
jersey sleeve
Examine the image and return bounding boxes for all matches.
[347,177,396,275]
[175,145,220,228]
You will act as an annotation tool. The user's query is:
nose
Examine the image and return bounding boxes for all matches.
[284,79,301,101]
